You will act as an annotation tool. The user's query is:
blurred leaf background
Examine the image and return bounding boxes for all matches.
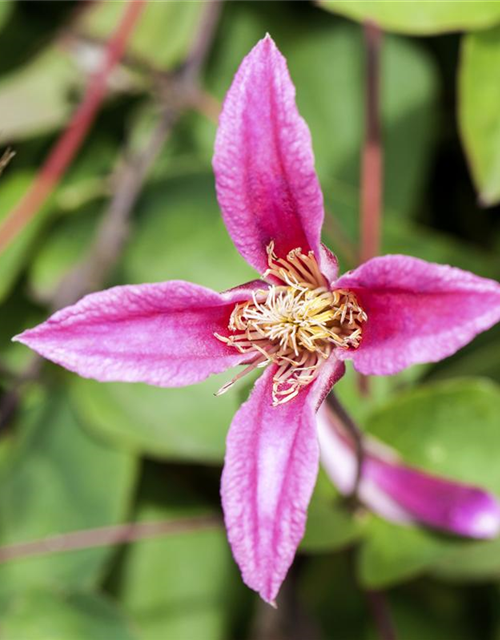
[1,1,500,638]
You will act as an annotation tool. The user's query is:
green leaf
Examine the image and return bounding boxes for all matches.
[300,469,363,553]
[121,172,254,291]
[431,537,500,582]
[79,2,204,69]
[0,172,51,304]
[319,1,500,35]
[0,46,76,140]
[0,388,138,600]
[358,518,449,589]
[357,378,500,588]
[366,378,500,493]
[0,590,138,640]
[117,469,244,640]
[383,219,499,280]
[459,27,500,206]
[70,372,241,464]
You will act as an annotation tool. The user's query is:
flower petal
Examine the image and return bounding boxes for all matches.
[213,35,325,276]
[335,255,500,375]
[221,357,345,603]
[317,405,500,538]
[14,281,260,387]
[367,457,500,538]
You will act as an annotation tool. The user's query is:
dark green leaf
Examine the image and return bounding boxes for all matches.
[0,389,138,600]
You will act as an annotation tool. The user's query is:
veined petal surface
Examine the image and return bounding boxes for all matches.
[221,357,345,603]
[335,255,500,375]
[14,281,260,387]
[213,35,326,276]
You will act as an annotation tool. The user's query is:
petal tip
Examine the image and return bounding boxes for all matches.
[464,496,500,539]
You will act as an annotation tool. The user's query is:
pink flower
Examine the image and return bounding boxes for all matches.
[14,36,500,604]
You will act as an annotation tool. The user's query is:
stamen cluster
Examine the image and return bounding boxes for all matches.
[216,244,367,405]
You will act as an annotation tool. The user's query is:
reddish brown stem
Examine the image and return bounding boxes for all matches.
[0,0,147,254]
[0,515,221,564]
[365,590,398,640]
[360,21,383,265]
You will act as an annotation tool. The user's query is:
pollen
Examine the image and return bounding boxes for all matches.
[215,243,367,406]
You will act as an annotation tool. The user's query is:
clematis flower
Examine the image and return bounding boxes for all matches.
[14,36,500,604]
[318,403,500,538]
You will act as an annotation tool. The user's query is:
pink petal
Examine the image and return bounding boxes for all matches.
[221,357,345,604]
[335,255,500,375]
[317,405,500,538]
[14,281,260,387]
[213,35,326,276]
[367,457,500,538]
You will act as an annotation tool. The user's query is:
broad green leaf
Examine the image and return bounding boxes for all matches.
[357,378,500,587]
[428,325,500,385]
[300,469,363,553]
[0,590,138,640]
[0,389,138,600]
[70,372,240,464]
[0,172,50,303]
[358,518,449,589]
[320,1,500,35]
[0,46,76,139]
[120,172,254,291]
[459,27,500,205]
[431,536,500,582]
[79,2,203,70]
[117,469,244,640]
[366,378,500,492]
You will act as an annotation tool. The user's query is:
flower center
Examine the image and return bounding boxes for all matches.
[215,243,367,405]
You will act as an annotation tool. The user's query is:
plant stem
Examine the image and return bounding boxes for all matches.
[360,21,383,265]
[0,515,221,564]
[365,590,398,640]
[0,0,147,254]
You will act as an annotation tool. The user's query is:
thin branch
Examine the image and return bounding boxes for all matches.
[365,590,398,640]
[360,21,383,265]
[0,515,221,565]
[326,392,365,504]
[0,0,147,254]
[0,148,15,178]
[182,0,222,82]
